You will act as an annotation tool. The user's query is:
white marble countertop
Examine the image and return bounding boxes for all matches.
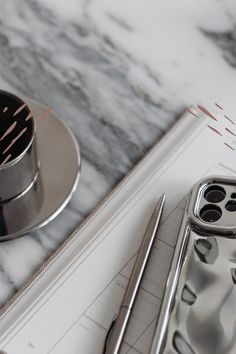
[0,0,236,306]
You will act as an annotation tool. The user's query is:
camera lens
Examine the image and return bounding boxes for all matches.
[225,200,236,212]
[204,185,226,203]
[200,204,222,222]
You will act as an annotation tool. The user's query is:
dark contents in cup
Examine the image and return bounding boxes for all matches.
[0,91,34,166]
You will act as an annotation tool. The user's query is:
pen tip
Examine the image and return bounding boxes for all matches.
[156,193,165,211]
[149,193,165,229]
[160,193,166,203]
[160,193,166,200]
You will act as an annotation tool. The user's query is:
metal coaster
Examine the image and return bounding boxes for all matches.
[0,97,80,241]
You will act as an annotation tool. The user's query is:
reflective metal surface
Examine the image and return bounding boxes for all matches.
[0,97,80,240]
[104,194,165,354]
[150,176,236,354]
[0,91,39,202]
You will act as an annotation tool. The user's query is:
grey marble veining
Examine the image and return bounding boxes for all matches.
[202,27,236,68]
[0,0,236,307]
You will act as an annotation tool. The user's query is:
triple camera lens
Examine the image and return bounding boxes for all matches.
[200,185,226,223]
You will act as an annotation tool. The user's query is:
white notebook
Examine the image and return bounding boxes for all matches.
[0,107,235,354]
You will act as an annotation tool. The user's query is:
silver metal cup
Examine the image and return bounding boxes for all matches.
[0,92,80,240]
[0,90,39,202]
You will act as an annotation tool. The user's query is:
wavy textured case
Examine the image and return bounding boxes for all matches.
[151,176,236,354]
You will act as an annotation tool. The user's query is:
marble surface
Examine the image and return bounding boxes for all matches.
[0,0,236,306]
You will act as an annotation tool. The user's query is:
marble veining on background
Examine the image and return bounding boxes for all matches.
[0,0,236,306]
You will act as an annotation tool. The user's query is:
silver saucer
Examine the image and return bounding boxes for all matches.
[0,98,80,241]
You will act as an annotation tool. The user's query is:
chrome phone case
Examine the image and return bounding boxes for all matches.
[151,176,236,354]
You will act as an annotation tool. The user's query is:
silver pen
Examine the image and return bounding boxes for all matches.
[103,194,166,354]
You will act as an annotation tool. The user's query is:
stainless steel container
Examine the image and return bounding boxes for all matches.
[0,90,39,202]
[0,91,80,240]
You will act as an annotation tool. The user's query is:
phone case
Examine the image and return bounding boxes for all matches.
[151,176,236,354]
